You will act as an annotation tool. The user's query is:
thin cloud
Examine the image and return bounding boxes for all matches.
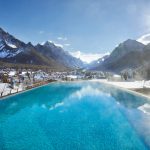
[135,2,150,32]
[137,33,150,45]
[126,1,150,33]
[54,43,64,48]
[143,14,150,32]
[57,37,67,41]
[39,30,45,34]
[64,43,71,46]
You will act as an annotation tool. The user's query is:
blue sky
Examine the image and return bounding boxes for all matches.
[0,0,150,56]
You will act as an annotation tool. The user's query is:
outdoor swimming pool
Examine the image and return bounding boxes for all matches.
[0,81,150,150]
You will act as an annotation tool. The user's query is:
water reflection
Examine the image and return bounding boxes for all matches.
[0,81,150,149]
[95,83,150,109]
[0,83,82,121]
[1,82,150,118]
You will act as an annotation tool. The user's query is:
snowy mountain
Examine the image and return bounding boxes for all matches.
[0,28,66,70]
[90,39,150,72]
[109,39,144,60]
[0,27,83,70]
[36,41,83,69]
[2,27,149,73]
[0,28,25,58]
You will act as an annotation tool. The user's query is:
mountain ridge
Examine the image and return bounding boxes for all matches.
[89,39,150,72]
[0,27,83,70]
[36,41,83,69]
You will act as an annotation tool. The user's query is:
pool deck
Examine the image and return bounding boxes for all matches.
[92,79,150,99]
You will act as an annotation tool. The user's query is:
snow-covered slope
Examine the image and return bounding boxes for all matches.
[0,27,84,70]
[0,39,23,58]
[36,41,84,69]
[0,28,25,58]
[0,27,68,70]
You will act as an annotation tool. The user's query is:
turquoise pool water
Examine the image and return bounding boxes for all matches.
[0,81,150,150]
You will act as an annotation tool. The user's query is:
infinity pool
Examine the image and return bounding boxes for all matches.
[0,81,150,150]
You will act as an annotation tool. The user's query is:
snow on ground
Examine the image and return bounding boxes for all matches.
[8,71,16,76]
[67,75,77,79]
[91,79,150,89]
[5,41,17,48]
[0,83,23,97]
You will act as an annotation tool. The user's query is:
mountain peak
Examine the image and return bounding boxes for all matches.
[42,41,64,48]
[125,39,134,42]
[45,40,52,44]
[42,41,54,47]
[27,42,33,46]
[122,39,144,45]
[117,39,145,50]
[108,38,145,63]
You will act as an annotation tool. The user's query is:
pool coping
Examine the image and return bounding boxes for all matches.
[1,80,150,101]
